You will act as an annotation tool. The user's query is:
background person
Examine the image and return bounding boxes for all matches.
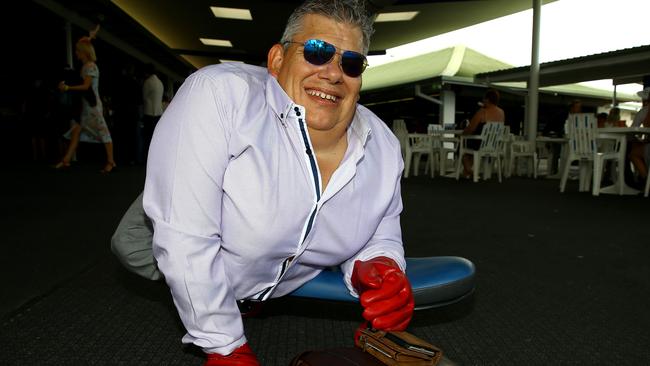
[460,88,505,178]
[606,107,625,127]
[596,112,608,128]
[141,63,163,163]
[56,26,116,173]
[141,1,413,365]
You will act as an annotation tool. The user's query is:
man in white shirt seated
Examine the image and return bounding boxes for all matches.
[141,63,164,162]
[130,1,414,364]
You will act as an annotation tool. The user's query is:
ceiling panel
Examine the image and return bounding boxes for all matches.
[107,0,552,69]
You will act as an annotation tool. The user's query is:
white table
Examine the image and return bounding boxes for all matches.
[536,136,568,179]
[596,127,650,195]
[428,130,464,177]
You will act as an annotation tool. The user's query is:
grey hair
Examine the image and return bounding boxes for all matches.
[280,0,375,55]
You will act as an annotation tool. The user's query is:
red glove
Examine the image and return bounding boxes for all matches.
[352,256,414,331]
[204,343,260,366]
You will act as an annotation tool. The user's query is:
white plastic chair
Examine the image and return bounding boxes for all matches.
[428,124,459,177]
[508,138,538,178]
[455,122,507,182]
[535,140,553,176]
[559,113,623,195]
[404,134,434,178]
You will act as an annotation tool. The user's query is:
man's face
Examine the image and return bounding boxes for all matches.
[268,14,364,133]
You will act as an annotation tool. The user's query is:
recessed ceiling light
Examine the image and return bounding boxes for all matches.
[210,6,253,20]
[200,38,233,47]
[375,11,419,22]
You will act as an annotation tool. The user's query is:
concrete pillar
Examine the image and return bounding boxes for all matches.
[440,89,456,127]
[526,0,541,140]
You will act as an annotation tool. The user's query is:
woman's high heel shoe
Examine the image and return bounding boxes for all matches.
[53,161,71,170]
[100,162,117,174]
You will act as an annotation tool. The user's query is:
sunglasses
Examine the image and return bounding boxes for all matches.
[283,39,368,78]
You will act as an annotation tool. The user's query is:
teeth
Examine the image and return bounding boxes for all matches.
[307,89,337,102]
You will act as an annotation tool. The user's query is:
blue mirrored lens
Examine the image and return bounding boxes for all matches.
[301,39,367,77]
[303,39,336,65]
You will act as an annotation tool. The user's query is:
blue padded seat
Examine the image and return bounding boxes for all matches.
[289,256,475,310]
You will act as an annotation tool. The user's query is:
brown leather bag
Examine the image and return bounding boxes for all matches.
[355,328,443,366]
[289,329,445,366]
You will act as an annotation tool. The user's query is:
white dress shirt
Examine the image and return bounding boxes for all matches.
[143,63,405,355]
[142,74,164,117]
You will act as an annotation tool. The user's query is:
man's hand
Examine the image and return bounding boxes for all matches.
[204,343,260,366]
[351,256,414,331]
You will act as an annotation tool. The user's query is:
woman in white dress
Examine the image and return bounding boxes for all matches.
[55,27,116,174]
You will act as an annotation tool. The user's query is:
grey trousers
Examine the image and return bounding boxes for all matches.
[111,192,162,280]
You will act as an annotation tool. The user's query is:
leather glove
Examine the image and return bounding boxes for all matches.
[352,256,414,331]
[204,343,260,366]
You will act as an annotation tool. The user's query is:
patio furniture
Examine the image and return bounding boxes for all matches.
[404,133,434,178]
[455,122,508,182]
[535,136,568,179]
[596,127,650,195]
[508,138,538,178]
[428,124,461,177]
[559,113,623,195]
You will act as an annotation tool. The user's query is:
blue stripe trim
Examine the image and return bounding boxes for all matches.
[256,286,272,300]
[256,256,294,301]
[297,118,321,201]
[256,113,322,302]
[303,207,317,242]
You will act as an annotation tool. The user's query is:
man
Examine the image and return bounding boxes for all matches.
[142,1,413,364]
[141,63,164,162]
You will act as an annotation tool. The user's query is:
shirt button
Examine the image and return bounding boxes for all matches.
[305,148,312,155]
[296,111,301,116]
[280,113,284,118]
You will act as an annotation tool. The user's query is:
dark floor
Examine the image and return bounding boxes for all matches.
[1,162,648,365]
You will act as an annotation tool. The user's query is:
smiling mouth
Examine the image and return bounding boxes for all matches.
[306,89,339,103]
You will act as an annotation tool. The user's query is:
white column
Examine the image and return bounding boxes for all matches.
[526,0,542,140]
[441,89,456,127]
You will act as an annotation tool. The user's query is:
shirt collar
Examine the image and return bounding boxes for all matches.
[265,74,294,126]
[265,72,372,146]
[349,110,372,147]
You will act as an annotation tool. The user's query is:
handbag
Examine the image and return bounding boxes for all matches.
[355,328,443,366]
